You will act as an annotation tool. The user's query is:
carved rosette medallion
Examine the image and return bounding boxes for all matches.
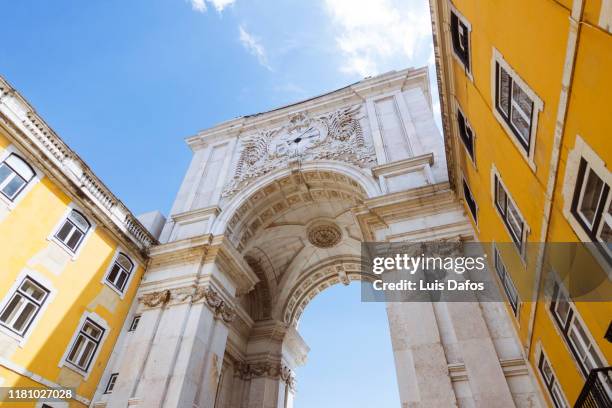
[307,222,342,248]
[222,105,376,198]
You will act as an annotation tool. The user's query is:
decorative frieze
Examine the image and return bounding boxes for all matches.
[222,105,376,198]
[234,361,296,390]
[138,286,235,323]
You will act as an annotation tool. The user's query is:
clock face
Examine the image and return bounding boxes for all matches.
[274,126,322,157]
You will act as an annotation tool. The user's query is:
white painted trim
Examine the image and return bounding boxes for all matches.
[490,165,530,260]
[544,274,609,378]
[492,243,521,320]
[46,202,97,261]
[58,311,110,381]
[453,99,477,168]
[0,269,57,348]
[101,248,140,300]
[448,0,473,81]
[460,172,478,228]
[560,135,612,276]
[490,48,543,172]
[534,342,571,408]
[0,144,44,211]
[599,0,612,33]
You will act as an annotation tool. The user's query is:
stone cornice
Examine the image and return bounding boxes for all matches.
[213,236,260,295]
[0,76,157,254]
[138,285,236,323]
[371,152,435,177]
[185,67,430,150]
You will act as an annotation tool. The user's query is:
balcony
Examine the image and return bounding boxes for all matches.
[574,367,612,408]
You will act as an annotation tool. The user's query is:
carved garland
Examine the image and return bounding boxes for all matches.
[234,362,296,389]
[138,286,235,323]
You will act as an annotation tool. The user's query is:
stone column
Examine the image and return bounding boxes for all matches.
[386,301,458,407]
[105,238,258,408]
[106,284,236,408]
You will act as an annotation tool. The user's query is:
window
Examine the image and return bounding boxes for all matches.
[54,210,91,253]
[493,247,520,315]
[456,108,475,160]
[571,158,612,261]
[494,174,526,251]
[0,153,35,201]
[450,9,470,72]
[550,281,606,376]
[0,277,49,336]
[495,62,536,151]
[462,178,477,225]
[538,352,568,408]
[104,373,118,394]
[66,318,105,372]
[106,253,134,293]
[128,315,140,332]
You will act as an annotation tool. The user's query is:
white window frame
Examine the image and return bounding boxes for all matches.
[59,312,109,379]
[548,277,608,378]
[536,344,570,408]
[491,49,543,171]
[491,166,529,258]
[104,372,118,394]
[0,145,43,211]
[461,174,478,227]
[101,249,138,299]
[454,101,476,165]
[48,203,96,260]
[0,270,56,347]
[448,2,473,79]
[562,136,612,272]
[128,315,141,332]
[493,245,520,317]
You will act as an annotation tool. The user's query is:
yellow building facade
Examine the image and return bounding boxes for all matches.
[431,0,612,406]
[0,77,157,406]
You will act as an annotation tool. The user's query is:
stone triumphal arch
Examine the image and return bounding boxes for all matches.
[96,68,544,407]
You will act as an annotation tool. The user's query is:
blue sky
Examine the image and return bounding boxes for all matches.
[297,282,399,407]
[1,0,437,217]
[2,1,436,405]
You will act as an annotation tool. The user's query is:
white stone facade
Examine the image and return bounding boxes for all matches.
[92,68,543,408]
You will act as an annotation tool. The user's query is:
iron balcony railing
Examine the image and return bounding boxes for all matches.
[574,366,612,408]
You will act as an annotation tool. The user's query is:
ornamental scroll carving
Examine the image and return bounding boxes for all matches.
[140,290,171,308]
[139,286,235,323]
[234,362,296,389]
[222,105,376,198]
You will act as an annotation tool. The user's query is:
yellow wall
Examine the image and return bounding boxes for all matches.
[0,130,143,406]
[445,0,611,406]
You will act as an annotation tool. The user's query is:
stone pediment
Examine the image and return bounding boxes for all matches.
[221,105,376,198]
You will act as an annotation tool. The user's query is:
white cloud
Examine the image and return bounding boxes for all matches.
[323,0,432,77]
[190,0,207,12]
[239,25,273,71]
[189,0,235,13]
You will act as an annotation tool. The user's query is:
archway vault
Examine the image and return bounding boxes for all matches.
[278,255,378,326]
[214,165,376,325]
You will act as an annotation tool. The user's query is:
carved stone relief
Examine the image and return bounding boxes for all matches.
[234,361,296,390]
[222,105,376,198]
[138,286,235,323]
[307,221,342,248]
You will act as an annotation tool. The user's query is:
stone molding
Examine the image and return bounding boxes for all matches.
[138,285,236,323]
[0,77,156,252]
[234,361,296,390]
